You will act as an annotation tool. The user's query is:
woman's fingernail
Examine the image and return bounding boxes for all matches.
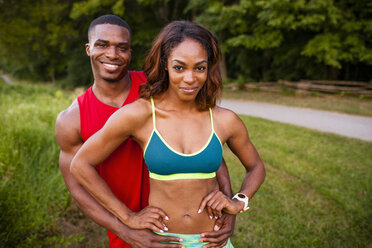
[159,229,164,233]
[215,216,218,219]
[164,226,168,231]
[165,216,169,220]
[197,209,201,214]
[209,215,212,219]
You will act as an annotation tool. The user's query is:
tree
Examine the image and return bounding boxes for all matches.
[187,0,372,81]
[1,0,370,85]
[0,0,77,82]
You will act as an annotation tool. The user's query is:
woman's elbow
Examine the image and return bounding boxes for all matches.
[259,161,266,182]
[70,157,80,179]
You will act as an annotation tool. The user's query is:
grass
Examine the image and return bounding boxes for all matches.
[222,88,372,117]
[227,115,371,247]
[0,82,370,247]
[0,82,84,247]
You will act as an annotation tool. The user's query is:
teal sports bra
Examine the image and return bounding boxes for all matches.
[143,98,223,180]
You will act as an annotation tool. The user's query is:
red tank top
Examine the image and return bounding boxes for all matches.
[77,71,149,248]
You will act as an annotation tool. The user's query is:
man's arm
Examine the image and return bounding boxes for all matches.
[200,159,236,248]
[55,103,182,248]
[56,103,129,237]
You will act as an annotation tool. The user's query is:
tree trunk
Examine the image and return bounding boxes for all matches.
[261,49,270,81]
[219,52,228,81]
[51,70,55,84]
[171,0,180,20]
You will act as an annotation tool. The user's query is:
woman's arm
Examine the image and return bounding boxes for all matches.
[225,112,266,200]
[70,101,168,233]
[199,110,265,216]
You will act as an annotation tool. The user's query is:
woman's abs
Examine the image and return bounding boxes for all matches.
[149,177,219,234]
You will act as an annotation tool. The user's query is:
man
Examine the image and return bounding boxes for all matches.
[55,15,234,248]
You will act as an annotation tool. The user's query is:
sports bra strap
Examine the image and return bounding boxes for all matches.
[151,97,214,132]
[209,108,214,132]
[150,97,156,129]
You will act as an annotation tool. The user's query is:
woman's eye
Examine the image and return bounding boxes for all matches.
[173,65,183,71]
[196,66,206,71]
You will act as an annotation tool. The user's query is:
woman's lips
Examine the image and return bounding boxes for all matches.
[180,87,198,94]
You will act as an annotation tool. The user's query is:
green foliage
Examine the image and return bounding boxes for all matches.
[66,47,93,87]
[1,0,371,85]
[0,83,75,247]
[70,0,123,19]
[0,0,77,82]
[188,0,372,81]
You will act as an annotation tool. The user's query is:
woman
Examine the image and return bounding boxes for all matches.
[71,20,265,247]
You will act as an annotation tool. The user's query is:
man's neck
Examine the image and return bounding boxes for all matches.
[92,72,131,108]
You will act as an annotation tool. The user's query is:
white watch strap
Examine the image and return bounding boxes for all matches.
[232,193,249,212]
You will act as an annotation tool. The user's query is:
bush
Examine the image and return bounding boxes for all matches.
[66,48,93,88]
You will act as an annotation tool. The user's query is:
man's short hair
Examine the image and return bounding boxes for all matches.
[88,14,132,40]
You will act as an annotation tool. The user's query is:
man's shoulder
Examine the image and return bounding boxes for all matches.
[129,70,146,84]
[56,100,80,134]
[55,100,82,149]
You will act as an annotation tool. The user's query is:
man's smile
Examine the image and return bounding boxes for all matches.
[101,62,122,72]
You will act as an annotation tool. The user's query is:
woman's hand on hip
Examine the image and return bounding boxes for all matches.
[126,206,169,233]
[198,190,243,218]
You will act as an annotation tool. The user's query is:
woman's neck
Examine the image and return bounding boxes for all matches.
[155,91,199,113]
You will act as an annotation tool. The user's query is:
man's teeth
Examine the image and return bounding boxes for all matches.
[104,63,119,68]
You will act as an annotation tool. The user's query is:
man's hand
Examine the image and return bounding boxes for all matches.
[125,228,185,248]
[199,214,235,248]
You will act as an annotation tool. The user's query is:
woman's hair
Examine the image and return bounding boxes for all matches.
[140,20,222,110]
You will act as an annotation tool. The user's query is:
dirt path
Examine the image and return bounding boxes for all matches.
[220,99,372,142]
[0,74,14,85]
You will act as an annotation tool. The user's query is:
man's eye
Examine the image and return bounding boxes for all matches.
[97,43,106,47]
[173,65,183,71]
[119,46,129,51]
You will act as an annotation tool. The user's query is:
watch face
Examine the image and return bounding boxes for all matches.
[237,193,246,199]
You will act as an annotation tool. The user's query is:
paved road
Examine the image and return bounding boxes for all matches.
[219,99,372,142]
[0,74,14,85]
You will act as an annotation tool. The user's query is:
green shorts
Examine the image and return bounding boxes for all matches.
[155,231,234,248]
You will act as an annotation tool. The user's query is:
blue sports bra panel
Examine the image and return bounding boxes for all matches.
[143,98,223,180]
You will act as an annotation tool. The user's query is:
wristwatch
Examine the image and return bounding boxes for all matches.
[232,193,249,213]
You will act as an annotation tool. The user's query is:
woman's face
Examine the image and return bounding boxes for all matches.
[166,38,208,102]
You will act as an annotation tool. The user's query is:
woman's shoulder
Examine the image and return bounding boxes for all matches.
[212,105,241,125]
[212,105,248,138]
[115,98,152,122]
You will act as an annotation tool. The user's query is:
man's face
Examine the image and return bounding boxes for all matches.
[86,24,131,82]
